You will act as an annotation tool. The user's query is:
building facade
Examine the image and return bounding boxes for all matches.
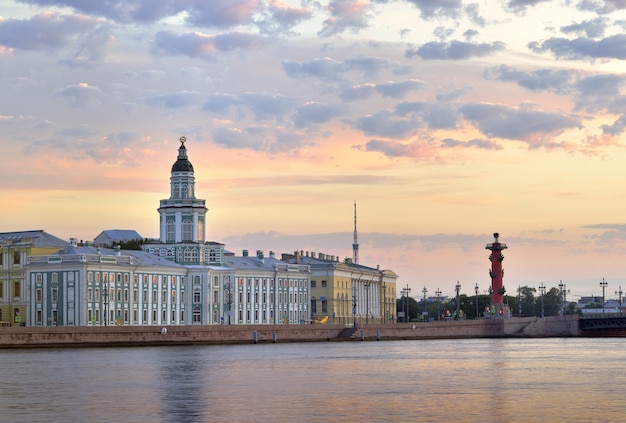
[285,251,397,325]
[1,230,68,326]
[21,136,397,327]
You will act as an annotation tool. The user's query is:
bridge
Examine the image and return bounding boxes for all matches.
[579,314,626,333]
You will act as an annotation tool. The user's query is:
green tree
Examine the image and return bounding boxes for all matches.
[117,238,145,250]
[518,286,537,316]
[396,296,418,322]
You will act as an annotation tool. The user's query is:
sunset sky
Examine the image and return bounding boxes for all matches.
[2,0,626,303]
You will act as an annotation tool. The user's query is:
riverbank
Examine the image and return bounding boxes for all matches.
[0,315,581,348]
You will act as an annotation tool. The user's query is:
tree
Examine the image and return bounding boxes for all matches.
[518,286,537,317]
[543,287,562,316]
[396,296,418,322]
[117,238,145,250]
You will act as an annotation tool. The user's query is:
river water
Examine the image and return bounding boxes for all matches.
[0,338,624,422]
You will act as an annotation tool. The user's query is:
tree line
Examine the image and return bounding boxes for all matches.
[396,285,581,322]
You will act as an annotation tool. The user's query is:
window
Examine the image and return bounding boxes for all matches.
[36,310,42,323]
[311,280,316,288]
[124,289,129,302]
[321,280,327,287]
[162,290,167,303]
[247,292,251,302]
[95,288,100,301]
[143,289,147,302]
[0,253,3,266]
[255,292,259,303]
[213,290,218,304]
[167,219,175,242]
[52,310,57,324]
[193,309,201,323]
[193,292,201,303]
[87,288,92,302]
[14,281,21,299]
[182,219,193,241]
[152,290,157,303]
[13,251,20,265]
[37,289,43,303]
[95,273,100,282]
[133,289,137,301]
[52,273,58,283]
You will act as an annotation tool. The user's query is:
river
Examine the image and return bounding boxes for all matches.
[0,338,624,422]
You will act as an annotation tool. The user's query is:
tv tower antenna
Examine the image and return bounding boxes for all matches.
[352,201,359,264]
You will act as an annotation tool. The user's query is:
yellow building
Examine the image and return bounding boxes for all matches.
[285,251,397,325]
[0,230,68,326]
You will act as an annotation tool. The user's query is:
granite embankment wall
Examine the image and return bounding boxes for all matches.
[0,316,580,349]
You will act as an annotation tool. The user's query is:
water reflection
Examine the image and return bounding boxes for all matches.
[0,338,625,422]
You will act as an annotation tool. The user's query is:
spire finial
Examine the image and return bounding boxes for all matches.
[179,136,186,145]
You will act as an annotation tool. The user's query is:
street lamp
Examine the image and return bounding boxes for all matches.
[539,282,546,318]
[600,278,608,308]
[382,284,387,324]
[616,286,623,310]
[402,284,411,322]
[422,286,428,322]
[364,281,370,324]
[474,283,479,319]
[435,288,441,321]
[455,281,461,319]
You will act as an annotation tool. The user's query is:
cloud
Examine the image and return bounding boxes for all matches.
[528,34,626,60]
[406,40,506,60]
[212,124,311,153]
[505,0,552,14]
[395,101,460,129]
[402,0,463,19]
[152,30,265,58]
[0,12,100,51]
[375,80,425,98]
[256,0,313,35]
[18,0,260,27]
[441,138,502,150]
[293,102,342,128]
[55,82,104,107]
[601,114,626,135]
[145,91,200,109]
[319,0,371,37]
[350,110,421,138]
[561,17,608,38]
[282,57,349,81]
[574,74,626,114]
[483,65,577,95]
[460,102,582,145]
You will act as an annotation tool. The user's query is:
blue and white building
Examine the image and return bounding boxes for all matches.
[25,136,311,326]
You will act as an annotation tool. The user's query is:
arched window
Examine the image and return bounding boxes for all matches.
[182,185,188,199]
[173,184,179,199]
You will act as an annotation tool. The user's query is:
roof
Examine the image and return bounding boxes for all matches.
[223,256,285,272]
[54,245,186,269]
[94,230,143,243]
[0,230,68,248]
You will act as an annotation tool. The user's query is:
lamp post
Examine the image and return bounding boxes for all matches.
[103,278,109,326]
[382,284,386,324]
[352,284,357,328]
[402,284,411,322]
[474,283,479,319]
[558,280,564,315]
[539,282,546,318]
[435,288,441,321]
[364,281,370,324]
[600,278,608,308]
[616,286,623,310]
[422,286,428,322]
[455,281,461,319]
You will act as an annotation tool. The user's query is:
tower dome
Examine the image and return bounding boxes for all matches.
[171,136,194,172]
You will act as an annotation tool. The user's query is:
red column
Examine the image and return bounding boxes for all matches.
[486,233,507,307]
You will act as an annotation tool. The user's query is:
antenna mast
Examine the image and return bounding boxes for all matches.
[352,201,359,264]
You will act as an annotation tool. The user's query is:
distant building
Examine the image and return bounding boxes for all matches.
[1,230,68,326]
[22,137,397,327]
[93,229,143,248]
[283,250,397,325]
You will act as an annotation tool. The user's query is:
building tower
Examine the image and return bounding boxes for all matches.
[486,232,507,311]
[352,201,359,264]
[158,136,208,244]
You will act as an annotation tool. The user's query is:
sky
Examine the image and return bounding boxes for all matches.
[2,0,626,303]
